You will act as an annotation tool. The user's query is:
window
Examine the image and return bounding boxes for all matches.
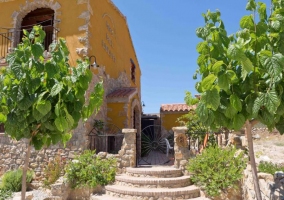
[130,59,136,83]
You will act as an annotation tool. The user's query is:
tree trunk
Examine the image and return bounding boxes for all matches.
[246,120,262,200]
[21,139,32,200]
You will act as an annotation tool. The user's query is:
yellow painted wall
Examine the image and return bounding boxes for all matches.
[0,0,141,89]
[107,103,126,129]
[161,112,187,131]
[89,0,141,91]
[0,0,141,127]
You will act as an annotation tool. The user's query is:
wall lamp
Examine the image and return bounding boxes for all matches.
[142,101,145,107]
[89,55,100,69]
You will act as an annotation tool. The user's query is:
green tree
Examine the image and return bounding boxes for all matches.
[178,92,209,150]
[194,1,284,199]
[0,26,104,199]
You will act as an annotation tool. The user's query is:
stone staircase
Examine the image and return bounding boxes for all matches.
[91,166,209,200]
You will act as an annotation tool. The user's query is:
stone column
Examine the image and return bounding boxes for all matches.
[118,129,137,173]
[173,127,191,173]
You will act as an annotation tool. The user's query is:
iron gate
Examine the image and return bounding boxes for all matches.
[88,121,123,154]
[138,125,174,165]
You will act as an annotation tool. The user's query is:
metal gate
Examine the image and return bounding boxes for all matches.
[88,121,123,154]
[138,125,174,165]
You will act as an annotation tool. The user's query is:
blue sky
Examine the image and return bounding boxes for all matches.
[111,0,271,113]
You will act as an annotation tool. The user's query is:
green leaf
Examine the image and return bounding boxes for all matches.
[259,51,283,77]
[246,0,257,11]
[263,90,280,114]
[62,132,72,147]
[196,102,208,122]
[55,117,68,132]
[218,73,230,91]
[240,15,254,30]
[65,108,74,128]
[257,2,267,21]
[203,109,215,127]
[241,58,254,73]
[224,104,238,119]
[55,102,60,117]
[230,94,242,112]
[252,96,262,117]
[201,88,220,111]
[0,113,7,122]
[50,82,63,97]
[50,133,62,145]
[31,43,44,59]
[32,136,44,150]
[196,27,209,39]
[271,20,281,31]
[18,96,33,111]
[276,103,284,115]
[196,41,208,54]
[36,100,51,116]
[201,74,217,91]
[212,61,224,73]
[233,114,245,130]
[32,107,44,121]
[45,62,59,78]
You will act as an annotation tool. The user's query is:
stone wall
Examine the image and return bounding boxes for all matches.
[242,164,284,200]
[0,133,82,179]
[0,128,137,180]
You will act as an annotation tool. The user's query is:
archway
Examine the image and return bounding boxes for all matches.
[20,8,55,50]
[130,98,141,166]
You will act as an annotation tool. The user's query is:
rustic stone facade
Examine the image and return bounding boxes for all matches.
[242,164,284,200]
[0,128,136,180]
[0,133,82,179]
[172,127,193,174]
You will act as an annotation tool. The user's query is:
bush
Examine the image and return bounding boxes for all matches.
[1,169,33,192]
[0,189,12,200]
[258,161,284,175]
[44,155,64,187]
[186,146,246,197]
[65,150,116,189]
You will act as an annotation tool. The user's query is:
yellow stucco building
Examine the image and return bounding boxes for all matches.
[0,0,142,153]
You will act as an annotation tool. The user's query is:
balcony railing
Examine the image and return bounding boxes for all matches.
[0,25,59,59]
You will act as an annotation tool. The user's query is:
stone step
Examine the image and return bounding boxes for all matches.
[126,166,183,178]
[91,194,210,200]
[115,174,192,188]
[105,184,200,200]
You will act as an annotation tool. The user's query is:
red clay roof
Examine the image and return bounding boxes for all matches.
[107,87,137,99]
[160,103,196,112]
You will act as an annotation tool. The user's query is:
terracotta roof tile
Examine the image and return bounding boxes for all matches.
[160,103,196,112]
[107,87,137,99]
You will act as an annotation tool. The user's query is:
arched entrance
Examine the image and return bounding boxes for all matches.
[20,8,56,50]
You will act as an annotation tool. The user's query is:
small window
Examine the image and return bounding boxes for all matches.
[130,59,136,83]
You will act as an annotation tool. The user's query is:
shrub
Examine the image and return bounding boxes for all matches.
[186,146,246,197]
[1,169,33,192]
[258,161,284,175]
[0,189,12,200]
[65,150,116,189]
[44,155,64,187]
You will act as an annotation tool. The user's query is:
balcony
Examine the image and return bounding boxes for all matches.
[0,25,59,64]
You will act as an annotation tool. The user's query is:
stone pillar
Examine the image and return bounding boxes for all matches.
[118,129,137,173]
[173,127,191,173]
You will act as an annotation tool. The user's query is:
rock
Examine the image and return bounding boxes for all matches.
[253,134,261,139]
[12,191,33,200]
[258,172,274,181]
[97,152,107,159]
[259,155,270,162]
